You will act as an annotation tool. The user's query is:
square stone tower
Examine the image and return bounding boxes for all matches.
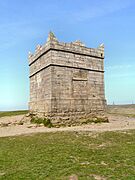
[28,32,106,125]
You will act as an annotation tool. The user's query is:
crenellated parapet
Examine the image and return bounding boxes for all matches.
[28,32,104,66]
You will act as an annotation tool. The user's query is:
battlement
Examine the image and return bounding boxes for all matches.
[28,32,104,66]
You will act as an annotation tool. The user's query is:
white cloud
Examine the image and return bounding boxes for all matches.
[106,72,135,78]
[105,63,135,78]
[73,0,135,21]
[106,64,133,70]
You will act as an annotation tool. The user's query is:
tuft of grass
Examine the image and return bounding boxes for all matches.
[30,117,53,128]
[0,110,28,118]
[82,117,109,124]
[0,130,135,179]
[94,117,109,123]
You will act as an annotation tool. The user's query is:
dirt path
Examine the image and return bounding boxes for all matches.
[0,114,135,137]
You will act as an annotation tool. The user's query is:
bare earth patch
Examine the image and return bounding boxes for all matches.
[0,113,135,137]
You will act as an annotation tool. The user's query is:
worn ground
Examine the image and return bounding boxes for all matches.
[0,105,135,137]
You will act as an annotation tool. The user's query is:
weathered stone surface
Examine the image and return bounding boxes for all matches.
[28,32,106,125]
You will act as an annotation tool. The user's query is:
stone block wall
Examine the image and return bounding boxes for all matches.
[28,32,106,123]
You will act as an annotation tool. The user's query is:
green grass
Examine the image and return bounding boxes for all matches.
[31,117,53,128]
[107,104,135,108]
[107,104,135,118]
[108,112,135,118]
[0,110,28,118]
[0,130,135,179]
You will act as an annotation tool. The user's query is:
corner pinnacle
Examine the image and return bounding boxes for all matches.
[99,43,104,48]
[47,31,58,42]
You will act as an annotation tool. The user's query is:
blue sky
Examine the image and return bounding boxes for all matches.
[0,0,135,110]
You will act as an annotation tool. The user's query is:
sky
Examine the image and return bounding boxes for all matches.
[0,0,135,111]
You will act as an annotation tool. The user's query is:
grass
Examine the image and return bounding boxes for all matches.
[0,130,135,179]
[31,117,53,128]
[83,117,109,124]
[108,112,135,118]
[107,104,135,108]
[107,104,135,118]
[0,110,28,118]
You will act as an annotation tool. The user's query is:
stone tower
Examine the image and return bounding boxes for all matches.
[28,32,106,125]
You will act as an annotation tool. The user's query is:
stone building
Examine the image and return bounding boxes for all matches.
[28,32,106,125]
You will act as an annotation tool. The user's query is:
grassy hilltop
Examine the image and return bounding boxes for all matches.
[0,110,28,118]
